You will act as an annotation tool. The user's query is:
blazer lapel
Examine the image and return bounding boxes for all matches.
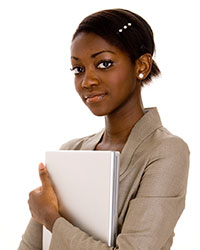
[81,129,104,150]
[79,107,162,179]
[119,107,163,177]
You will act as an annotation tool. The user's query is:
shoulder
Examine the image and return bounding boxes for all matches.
[140,126,190,180]
[148,126,190,157]
[136,127,190,197]
[132,124,190,179]
[59,130,103,150]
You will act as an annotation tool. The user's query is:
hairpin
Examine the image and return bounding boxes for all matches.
[118,22,132,33]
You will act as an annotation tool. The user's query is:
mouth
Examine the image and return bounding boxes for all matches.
[84,93,107,104]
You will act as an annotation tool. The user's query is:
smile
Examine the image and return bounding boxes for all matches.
[84,93,106,104]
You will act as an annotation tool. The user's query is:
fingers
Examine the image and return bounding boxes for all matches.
[29,186,42,195]
[39,163,50,188]
[27,164,60,230]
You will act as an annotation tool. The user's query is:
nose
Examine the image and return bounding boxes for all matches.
[81,69,99,88]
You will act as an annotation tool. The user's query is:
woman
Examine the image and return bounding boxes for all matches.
[18,8,190,250]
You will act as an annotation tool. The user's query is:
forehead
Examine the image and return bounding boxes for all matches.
[71,32,120,57]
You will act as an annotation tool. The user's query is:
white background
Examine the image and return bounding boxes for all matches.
[0,0,199,249]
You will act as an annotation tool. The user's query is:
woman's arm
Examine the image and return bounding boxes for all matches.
[19,138,189,250]
[18,137,189,250]
[18,219,42,250]
[48,137,189,250]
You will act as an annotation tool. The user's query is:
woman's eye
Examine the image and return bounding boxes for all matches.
[70,66,84,75]
[97,60,113,69]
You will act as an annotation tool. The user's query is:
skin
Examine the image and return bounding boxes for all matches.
[28,32,152,232]
[71,32,152,152]
[28,163,60,231]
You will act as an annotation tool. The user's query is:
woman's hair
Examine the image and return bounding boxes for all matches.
[72,9,161,85]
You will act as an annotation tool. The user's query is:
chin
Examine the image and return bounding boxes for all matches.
[87,106,110,117]
[90,110,107,117]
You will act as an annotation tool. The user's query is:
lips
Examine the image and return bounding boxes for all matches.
[84,93,106,104]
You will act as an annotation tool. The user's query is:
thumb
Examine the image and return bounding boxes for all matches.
[39,163,51,188]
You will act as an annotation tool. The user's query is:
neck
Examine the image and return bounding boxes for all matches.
[103,84,144,144]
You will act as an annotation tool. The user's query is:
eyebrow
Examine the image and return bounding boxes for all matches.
[71,50,115,60]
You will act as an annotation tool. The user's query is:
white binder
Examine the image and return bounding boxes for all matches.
[43,150,120,249]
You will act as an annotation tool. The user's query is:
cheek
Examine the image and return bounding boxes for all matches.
[74,79,81,95]
[108,69,136,91]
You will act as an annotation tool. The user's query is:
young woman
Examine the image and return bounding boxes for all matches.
[18,9,190,250]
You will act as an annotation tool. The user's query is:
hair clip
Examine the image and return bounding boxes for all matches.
[118,23,132,33]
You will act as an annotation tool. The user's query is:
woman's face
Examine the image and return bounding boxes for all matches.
[70,32,139,116]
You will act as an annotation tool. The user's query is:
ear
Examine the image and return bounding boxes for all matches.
[135,53,152,80]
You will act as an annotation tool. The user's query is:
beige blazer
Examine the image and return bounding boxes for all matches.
[18,107,190,250]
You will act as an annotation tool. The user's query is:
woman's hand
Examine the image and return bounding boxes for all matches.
[28,163,61,232]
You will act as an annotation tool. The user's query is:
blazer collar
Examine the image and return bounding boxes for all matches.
[81,107,162,175]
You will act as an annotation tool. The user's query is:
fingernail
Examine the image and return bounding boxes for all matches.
[39,163,45,170]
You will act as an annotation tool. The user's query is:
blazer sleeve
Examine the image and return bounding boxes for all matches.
[18,137,190,250]
[116,137,190,249]
[18,219,42,250]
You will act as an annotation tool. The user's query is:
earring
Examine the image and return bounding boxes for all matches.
[139,73,144,79]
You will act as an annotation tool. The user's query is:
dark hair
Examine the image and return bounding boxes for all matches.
[72,8,161,86]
